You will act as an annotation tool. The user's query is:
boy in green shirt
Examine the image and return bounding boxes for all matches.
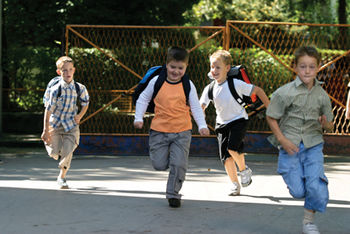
[266,46,333,234]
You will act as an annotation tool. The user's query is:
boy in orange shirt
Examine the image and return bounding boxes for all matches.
[134,46,209,208]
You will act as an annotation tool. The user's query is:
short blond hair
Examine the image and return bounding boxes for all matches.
[56,56,74,70]
[210,50,232,65]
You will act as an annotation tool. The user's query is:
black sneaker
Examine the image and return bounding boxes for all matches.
[168,198,181,208]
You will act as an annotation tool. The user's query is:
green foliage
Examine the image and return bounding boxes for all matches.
[184,0,295,25]
[3,46,60,111]
[184,0,350,25]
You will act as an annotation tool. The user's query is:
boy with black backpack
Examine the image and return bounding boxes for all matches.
[134,46,209,208]
[199,50,269,196]
[41,56,89,189]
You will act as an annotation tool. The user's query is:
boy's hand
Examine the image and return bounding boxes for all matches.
[280,137,299,155]
[74,115,82,124]
[199,128,210,136]
[41,129,51,145]
[134,121,143,129]
[318,115,333,132]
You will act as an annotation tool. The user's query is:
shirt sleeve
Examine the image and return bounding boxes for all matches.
[43,85,51,107]
[134,76,157,122]
[234,79,254,97]
[43,77,60,107]
[78,84,90,106]
[46,87,59,112]
[189,81,208,131]
[321,92,334,122]
[199,84,210,108]
[266,91,285,120]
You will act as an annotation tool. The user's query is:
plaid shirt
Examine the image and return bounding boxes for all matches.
[46,79,89,132]
[43,76,61,107]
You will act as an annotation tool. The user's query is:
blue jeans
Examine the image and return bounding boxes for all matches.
[278,142,328,212]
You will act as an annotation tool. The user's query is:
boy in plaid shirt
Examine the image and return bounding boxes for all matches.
[41,56,89,189]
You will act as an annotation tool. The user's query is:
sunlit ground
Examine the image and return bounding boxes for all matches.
[1,150,349,208]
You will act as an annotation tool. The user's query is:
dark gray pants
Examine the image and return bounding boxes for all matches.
[149,130,192,199]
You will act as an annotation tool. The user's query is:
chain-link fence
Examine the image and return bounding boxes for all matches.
[65,22,350,135]
[4,21,350,136]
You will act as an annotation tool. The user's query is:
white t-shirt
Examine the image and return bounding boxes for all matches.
[200,79,254,124]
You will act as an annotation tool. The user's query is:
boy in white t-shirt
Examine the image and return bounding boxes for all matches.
[200,50,270,196]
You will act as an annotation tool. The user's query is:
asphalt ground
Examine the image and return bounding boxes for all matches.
[0,147,349,234]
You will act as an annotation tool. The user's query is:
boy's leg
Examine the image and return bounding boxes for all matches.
[216,123,240,180]
[224,157,239,183]
[149,130,170,171]
[228,150,246,171]
[57,126,79,178]
[44,127,63,160]
[226,119,251,187]
[303,143,328,213]
[277,146,306,199]
[166,130,191,200]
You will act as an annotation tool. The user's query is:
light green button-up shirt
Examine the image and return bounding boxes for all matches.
[266,76,333,148]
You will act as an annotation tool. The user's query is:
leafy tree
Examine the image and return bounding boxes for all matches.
[184,0,349,25]
[184,0,295,25]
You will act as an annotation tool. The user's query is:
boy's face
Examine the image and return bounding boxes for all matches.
[294,55,320,89]
[210,57,231,84]
[166,60,187,82]
[57,62,75,84]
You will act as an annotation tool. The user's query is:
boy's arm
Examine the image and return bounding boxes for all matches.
[189,82,209,135]
[41,108,52,144]
[74,104,89,125]
[134,78,156,129]
[266,115,299,155]
[319,115,333,132]
[252,86,270,108]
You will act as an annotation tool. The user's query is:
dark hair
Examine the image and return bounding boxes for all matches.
[294,46,321,65]
[166,46,189,64]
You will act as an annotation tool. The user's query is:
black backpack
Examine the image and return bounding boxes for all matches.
[132,65,191,113]
[48,76,81,98]
[207,65,263,115]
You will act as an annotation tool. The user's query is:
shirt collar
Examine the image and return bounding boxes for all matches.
[59,79,75,89]
[294,76,320,88]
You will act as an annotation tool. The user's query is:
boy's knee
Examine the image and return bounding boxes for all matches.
[308,175,329,200]
[49,153,60,161]
[288,184,306,198]
[290,189,305,199]
[152,161,168,171]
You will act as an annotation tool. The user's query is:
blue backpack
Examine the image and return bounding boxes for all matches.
[132,65,191,113]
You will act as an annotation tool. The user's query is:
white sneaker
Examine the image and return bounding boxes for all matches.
[228,182,241,196]
[57,177,69,189]
[240,166,252,187]
[302,223,320,234]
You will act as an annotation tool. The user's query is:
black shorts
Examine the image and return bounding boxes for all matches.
[215,118,248,163]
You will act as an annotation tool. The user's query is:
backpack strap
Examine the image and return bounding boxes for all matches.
[227,78,247,107]
[74,82,81,99]
[146,65,167,112]
[207,81,215,101]
[181,74,191,105]
[151,65,167,100]
[56,81,81,99]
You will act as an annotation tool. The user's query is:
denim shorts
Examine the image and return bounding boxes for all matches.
[278,142,329,212]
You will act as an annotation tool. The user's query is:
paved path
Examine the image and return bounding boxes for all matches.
[1,148,349,234]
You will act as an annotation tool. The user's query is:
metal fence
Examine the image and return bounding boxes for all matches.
[64,21,350,136]
[5,21,349,136]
